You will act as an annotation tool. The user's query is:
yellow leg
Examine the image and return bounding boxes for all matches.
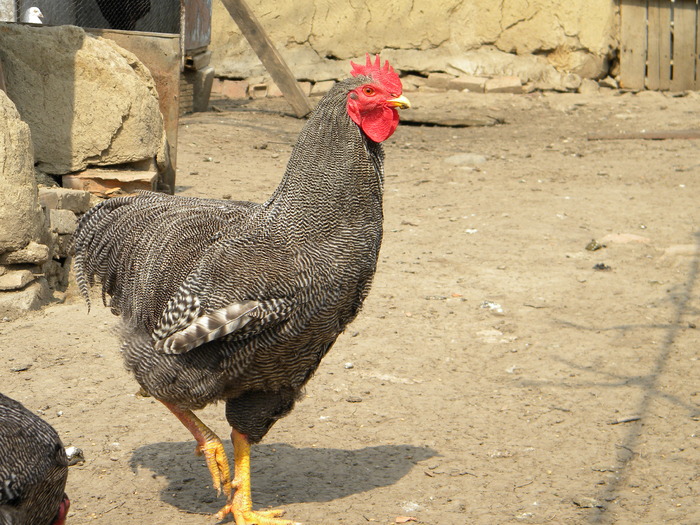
[160,402,232,501]
[216,429,301,525]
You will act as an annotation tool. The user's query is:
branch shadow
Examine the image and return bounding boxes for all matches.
[129,440,436,518]
[519,230,700,524]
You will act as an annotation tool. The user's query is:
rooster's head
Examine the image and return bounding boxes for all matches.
[347,54,411,143]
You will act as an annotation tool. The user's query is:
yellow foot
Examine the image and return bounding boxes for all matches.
[216,504,299,525]
[194,440,232,498]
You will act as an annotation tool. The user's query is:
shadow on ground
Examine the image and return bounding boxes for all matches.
[130,440,436,516]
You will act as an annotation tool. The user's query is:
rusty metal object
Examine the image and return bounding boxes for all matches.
[184,0,211,52]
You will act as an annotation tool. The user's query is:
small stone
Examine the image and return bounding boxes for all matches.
[561,73,582,91]
[485,76,523,94]
[573,496,604,509]
[38,187,91,213]
[248,83,268,99]
[0,242,50,265]
[0,278,52,316]
[598,76,618,89]
[54,235,74,258]
[344,362,354,369]
[401,74,427,91]
[0,270,36,291]
[444,153,487,166]
[310,80,335,95]
[448,75,486,93]
[346,396,363,403]
[49,209,78,235]
[578,78,600,94]
[426,72,455,90]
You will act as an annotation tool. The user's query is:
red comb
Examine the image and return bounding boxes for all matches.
[350,54,402,94]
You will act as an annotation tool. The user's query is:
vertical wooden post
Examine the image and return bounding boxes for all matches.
[619,0,648,90]
[220,0,313,117]
[0,58,6,93]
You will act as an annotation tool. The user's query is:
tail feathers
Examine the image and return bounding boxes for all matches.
[155,300,262,354]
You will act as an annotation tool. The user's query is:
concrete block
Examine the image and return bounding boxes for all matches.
[49,209,77,235]
[0,269,36,290]
[0,241,50,265]
[485,76,523,94]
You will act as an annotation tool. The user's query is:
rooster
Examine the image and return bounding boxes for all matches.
[73,55,410,524]
[0,393,70,525]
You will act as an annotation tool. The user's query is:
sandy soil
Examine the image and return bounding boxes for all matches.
[2,88,699,525]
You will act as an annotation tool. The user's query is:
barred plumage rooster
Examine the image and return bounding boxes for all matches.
[73,55,409,524]
[0,393,70,525]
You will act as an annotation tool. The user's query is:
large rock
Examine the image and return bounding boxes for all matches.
[0,23,164,174]
[0,92,44,254]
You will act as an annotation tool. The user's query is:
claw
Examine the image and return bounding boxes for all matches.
[212,429,302,525]
[198,439,232,497]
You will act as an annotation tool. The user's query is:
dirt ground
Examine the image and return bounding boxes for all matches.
[2,87,699,525]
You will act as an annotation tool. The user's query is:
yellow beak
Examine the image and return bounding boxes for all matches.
[387,94,411,109]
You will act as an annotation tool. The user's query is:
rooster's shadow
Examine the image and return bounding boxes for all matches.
[130,440,436,516]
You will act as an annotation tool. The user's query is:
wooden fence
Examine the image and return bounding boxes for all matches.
[620,0,699,90]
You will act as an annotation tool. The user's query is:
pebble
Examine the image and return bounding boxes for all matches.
[443,153,487,166]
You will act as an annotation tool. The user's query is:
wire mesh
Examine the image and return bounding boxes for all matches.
[10,0,180,33]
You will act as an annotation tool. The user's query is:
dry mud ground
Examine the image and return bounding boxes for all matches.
[2,89,700,525]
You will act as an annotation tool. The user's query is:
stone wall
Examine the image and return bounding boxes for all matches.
[0,91,94,318]
[0,24,167,317]
[210,0,618,89]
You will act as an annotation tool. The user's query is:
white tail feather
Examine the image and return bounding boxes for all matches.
[156,300,261,354]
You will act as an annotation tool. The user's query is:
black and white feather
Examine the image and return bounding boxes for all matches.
[73,76,386,443]
[0,394,68,525]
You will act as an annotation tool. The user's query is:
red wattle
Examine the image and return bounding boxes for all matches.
[349,105,399,143]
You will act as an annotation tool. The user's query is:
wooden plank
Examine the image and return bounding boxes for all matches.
[658,0,672,90]
[620,0,648,90]
[697,0,700,89]
[670,0,698,91]
[647,0,661,90]
[220,0,313,118]
[646,0,673,89]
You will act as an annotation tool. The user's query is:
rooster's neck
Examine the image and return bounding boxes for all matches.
[265,82,385,223]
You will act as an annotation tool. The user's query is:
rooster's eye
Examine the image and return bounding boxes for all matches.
[362,86,376,96]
